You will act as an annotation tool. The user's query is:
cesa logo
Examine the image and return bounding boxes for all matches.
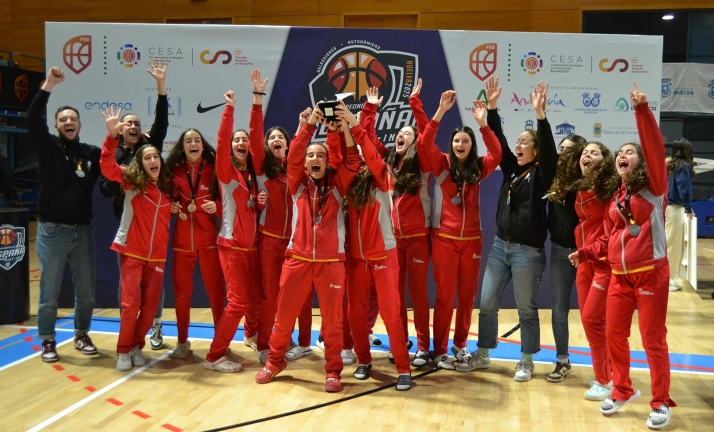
[469,43,497,81]
[200,50,232,65]
[63,35,92,75]
[0,224,26,271]
[14,75,28,102]
[118,44,141,68]
[520,51,543,75]
[148,47,183,56]
[598,58,629,72]
[84,101,133,110]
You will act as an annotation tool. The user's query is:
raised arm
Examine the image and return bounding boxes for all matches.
[215,92,236,184]
[146,58,169,151]
[409,78,428,136]
[100,107,131,185]
[288,106,321,195]
[473,100,502,180]
[28,67,65,152]
[631,83,667,196]
[532,82,557,189]
[484,76,514,173]
[333,102,362,195]
[418,91,455,176]
[361,87,387,157]
[249,69,268,176]
[342,104,388,190]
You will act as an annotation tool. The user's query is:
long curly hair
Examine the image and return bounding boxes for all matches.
[448,126,482,185]
[385,126,422,196]
[578,142,620,202]
[164,129,219,200]
[619,142,649,192]
[547,142,586,203]
[122,144,174,196]
[667,137,695,179]
[263,126,291,179]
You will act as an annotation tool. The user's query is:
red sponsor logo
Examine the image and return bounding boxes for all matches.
[63,35,92,74]
[469,43,497,81]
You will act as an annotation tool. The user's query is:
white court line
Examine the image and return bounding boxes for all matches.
[703,247,714,253]
[0,339,74,373]
[26,351,172,432]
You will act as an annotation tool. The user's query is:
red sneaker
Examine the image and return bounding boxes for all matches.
[325,377,342,392]
[255,364,285,384]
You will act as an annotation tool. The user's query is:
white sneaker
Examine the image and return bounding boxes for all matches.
[117,353,132,371]
[286,345,313,361]
[646,404,671,429]
[600,389,641,415]
[456,354,491,372]
[514,361,534,382]
[584,382,612,401]
[341,349,356,365]
[669,279,682,291]
[451,346,472,362]
[316,335,325,351]
[203,355,243,373]
[131,346,146,367]
[172,341,191,359]
[244,335,258,351]
[368,334,382,346]
[149,323,163,350]
[258,349,269,365]
[435,353,455,370]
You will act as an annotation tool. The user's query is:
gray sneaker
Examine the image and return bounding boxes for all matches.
[131,346,146,367]
[172,341,191,359]
[456,354,491,372]
[117,352,132,371]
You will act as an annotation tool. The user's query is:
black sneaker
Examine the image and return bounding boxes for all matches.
[353,364,372,380]
[41,340,59,362]
[74,334,98,355]
[412,350,429,367]
[396,374,412,391]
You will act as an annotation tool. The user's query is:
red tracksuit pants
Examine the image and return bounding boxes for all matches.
[321,282,376,349]
[172,246,225,344]
[432,235,482,355]
[575,260,611,385]
[347,255,410,374]
[397,235,431,351]
[117,255,165,353]
[206,246,261,362]
[267,258,346,379]
[608,265,676,409]
[296,290,314,347]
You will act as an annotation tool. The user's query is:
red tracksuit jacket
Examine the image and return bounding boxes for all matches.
[216,105,260,251]
[286,123,361,262]
[100,136,172,262]
[579,104,668,274]
[575,189,609,250]
[171,161,220,252]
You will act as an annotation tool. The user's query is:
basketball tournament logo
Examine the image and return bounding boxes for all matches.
[14,75,28,102]
[469,43,497,81]
[521,51,543,75]
[118,43,141,68]
[0,225,26,271]
[63,35,92,75]
[309,44,418,143]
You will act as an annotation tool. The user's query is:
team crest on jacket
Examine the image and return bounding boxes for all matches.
[0,225,26,270]
[309,43,418,145]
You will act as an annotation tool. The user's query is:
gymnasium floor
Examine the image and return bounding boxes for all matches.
[1,224,713,431]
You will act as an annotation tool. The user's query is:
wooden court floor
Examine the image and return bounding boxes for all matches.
[1,223,713,431]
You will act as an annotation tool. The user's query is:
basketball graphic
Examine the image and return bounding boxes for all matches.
[0,228,17,246]
[14,75,28,102]
[521,51,543,75]
[327,52,388,99]
[469,43,497,81]
[118,44,141,68]
[63,35,92,75]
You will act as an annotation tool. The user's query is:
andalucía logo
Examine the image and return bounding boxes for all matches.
[469,43,497,81]
[0,224,26,271]
[309,44,418,143]
[63,35,92,75]
[118,44,141,68]
[661,78,672,98]
[521,52,543,75]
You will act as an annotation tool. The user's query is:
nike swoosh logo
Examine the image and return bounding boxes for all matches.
[196,102,226,113]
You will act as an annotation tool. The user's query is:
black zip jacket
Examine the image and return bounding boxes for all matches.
[487,109,557,249]
[28,90,102,225]
[99,94,169,219]
[548,192,578,249]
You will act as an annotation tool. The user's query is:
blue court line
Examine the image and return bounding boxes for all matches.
[1,317,713,374]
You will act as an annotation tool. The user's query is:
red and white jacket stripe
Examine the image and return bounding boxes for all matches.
[419,119,502,240]
[171,161,220,252]
[100,136,172,262]
[579,104,668,274]
[574,189,608,251]
[286,123,361,262]
[216,105,260,251]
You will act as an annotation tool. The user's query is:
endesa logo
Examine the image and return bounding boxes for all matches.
[118,44,141,68]
[84,101,133,111]
[14,75,28,102]
[0,224,26,271]
[521,52,543,75]
[63,35,92,74]
[200,50,232,65]
[469,43,497,81]
[599,58,629,72]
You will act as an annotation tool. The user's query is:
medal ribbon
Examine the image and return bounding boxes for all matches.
[615,188,637,225]
[507,162,537,204]
[184,160,204,206]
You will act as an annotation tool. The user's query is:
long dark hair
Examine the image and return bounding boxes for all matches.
[547,134,587,202]
[122,144,174,196]
[667,137,694,179]
[384,125,421,196]
[345,166,376,211]
[231,129,256,179]
[619,143,649,192]
[262,126,291,179]
[165,128,219,200]
[448,126,482,184]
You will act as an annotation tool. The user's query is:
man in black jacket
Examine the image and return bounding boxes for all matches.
[28,66,101,362]
[0,153,18,207]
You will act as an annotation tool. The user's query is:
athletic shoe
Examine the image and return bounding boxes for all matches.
[406,340,413,350]
[41,340,59,363]
[547,361,572,382]
[325,377,342,392]
[74,334,98,355]
[131,346,146,367]
[149,323,163,350]
[244,334,258,352]
[646,404,671,429]
[117,353,132,371]
[353,364,372,380]
[205,356,244,373]
[455,354,491,372]
[396,374,412,391]
[434,354,455,370]
[389,340,415,364]
[258,349,269,365]
[286,344,313,361]
[412,350,429,367]
[584,382,612,401]
[451,346,472,363]
[341,349,356,365]
[600,389,641,415]
[514,361,534,382]
[172,341,191,359]
[316,335,325,351]
[368,334,382,346]
[669,279,682,291]
[255,363,285,383]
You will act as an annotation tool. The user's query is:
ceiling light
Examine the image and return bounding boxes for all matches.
[662,14,674,20]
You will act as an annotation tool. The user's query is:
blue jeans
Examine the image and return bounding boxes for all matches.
[36,222,96,340]
[117,252,164,319]
[550,242,577,359]
[478,237,546,354]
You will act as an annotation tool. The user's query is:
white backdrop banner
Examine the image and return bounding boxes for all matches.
[661,63,714,113]
[45,23,663,156]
